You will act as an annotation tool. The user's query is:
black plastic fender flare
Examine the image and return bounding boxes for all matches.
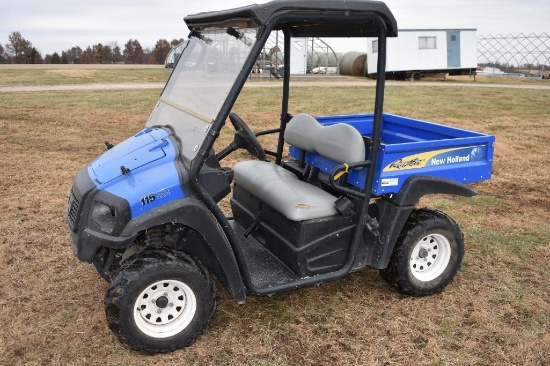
[393,175,478,206]
[121,197,247,303]
[363,176,477,269]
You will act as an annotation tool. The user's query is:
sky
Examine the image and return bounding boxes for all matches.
[1,0,548,55]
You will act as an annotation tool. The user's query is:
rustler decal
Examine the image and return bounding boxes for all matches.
[383,146,487,172]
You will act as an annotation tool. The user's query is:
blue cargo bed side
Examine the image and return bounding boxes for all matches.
[288,113,495,196]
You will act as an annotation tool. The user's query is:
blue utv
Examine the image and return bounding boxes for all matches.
[67,0,495,354]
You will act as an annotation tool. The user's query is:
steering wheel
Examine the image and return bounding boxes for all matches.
[216,112,267,161]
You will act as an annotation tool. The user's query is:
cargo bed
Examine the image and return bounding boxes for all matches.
[289,113,495,195]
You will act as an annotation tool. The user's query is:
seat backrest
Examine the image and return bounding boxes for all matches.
[284,114,365,164]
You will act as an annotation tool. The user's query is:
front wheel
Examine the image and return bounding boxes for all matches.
[105,248,215,354]
[380,208,464,297]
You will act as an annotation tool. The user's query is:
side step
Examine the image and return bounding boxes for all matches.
[230,220,299,291]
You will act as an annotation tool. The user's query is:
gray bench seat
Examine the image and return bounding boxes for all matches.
[233,160,337,221]
[232,114,365,222]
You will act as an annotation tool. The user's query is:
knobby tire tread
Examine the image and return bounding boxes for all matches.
[380,208,464,297]
[105,247,216,354]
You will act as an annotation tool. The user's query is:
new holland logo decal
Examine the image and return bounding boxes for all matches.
[383,146,487,172]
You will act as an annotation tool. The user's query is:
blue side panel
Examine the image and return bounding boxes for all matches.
[88,128,185,219]
[289,113,495,196]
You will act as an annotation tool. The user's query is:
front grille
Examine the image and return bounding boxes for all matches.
[67,190,80,230]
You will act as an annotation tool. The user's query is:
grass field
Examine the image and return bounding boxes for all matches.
[433,74,550,85]
[0,65,169,86]
[0,70,549,365]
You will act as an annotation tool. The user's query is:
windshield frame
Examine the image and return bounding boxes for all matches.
[146,25,260,166]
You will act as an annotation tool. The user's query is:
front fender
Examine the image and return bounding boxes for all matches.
[122,197,246,303]
[393,175,477,206]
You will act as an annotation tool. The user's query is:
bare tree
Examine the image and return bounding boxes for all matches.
[107,41,123,63]
[92,43,112,63]
[65,46,82,64]
[153,39,171,64]
[80,46,93,64]
[112,45,123,63]
[142,47,154,64]
[171,38,184,47]
[5,31,32,63]
[27,47,43,64]
[123,39,144,64]
[0,44,5,63]
[61,47,83,64]
[50,52,61,64]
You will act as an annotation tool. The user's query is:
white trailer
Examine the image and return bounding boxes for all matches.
[366,28,477,80]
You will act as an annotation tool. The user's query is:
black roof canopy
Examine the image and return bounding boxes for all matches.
[184,0,398,38]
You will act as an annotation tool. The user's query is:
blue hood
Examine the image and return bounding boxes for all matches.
[90,128,169,184]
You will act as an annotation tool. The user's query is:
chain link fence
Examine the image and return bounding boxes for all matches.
[477,33,549,77]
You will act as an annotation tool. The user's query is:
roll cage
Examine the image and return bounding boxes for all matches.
[180,0,399,295]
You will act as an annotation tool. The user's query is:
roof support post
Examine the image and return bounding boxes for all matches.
[348,18,388,248]
[367,20,387,196]
[275,28,292,165]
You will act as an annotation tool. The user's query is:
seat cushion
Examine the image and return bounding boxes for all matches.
[284,114,366,164]
[233,161,338,221]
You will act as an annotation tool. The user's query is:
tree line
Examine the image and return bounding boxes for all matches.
[0,31,184,65]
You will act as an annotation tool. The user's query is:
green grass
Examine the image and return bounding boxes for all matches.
[469,227,547,258]
[444,74,550,85]
[0,89,160,112]
[0,66,170,86]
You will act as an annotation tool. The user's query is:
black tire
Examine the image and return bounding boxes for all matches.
[395,72,407,81]
[380,208,464,297]
[411,72,422,81]
[105,248,215,354]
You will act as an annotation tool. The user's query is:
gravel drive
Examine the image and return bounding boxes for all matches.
[1,80,549,92]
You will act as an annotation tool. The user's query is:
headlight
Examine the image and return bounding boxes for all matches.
[91,202,116,233]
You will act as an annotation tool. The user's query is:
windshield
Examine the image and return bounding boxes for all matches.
[147,27,258,165]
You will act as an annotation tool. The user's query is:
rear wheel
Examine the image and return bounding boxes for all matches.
[411,71,422,81]
[380,208,464,296]
[105,248,215,354]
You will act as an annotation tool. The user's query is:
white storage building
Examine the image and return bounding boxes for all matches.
[366,29,477,79]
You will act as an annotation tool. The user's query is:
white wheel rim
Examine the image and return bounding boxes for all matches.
[409,233,451,282]
[133,279,197,338]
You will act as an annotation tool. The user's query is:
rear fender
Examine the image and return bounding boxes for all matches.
[121,197,246,303]
[363,175,477,269]
[393,175,477,206]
